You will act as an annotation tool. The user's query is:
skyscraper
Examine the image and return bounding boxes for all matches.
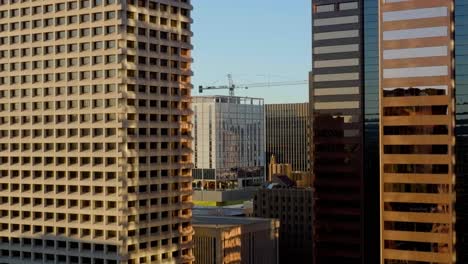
[265,103,310,176]
[311,0,379,263]
[0,1,194,263]
[379,0,457,262]
[455,1,468,262]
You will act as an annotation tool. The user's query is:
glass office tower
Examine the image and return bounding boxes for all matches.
[265,103,309,174]
[379,0,458,263]
[363,0,380,262]
[192,96,265,190]
[455,0,468,262]
[311,0,379,263]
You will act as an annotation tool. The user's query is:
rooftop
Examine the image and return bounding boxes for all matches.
[193,215,274,228]
[193,205,247,217]
[193,95,264,105]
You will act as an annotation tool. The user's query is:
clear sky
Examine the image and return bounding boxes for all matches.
[191,0,312,104]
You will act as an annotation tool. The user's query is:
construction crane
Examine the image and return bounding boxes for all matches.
[198,74,308,96]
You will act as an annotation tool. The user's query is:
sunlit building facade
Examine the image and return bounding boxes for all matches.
[379,0,460,262]
[0,0,194,263]
[192,215,279,264]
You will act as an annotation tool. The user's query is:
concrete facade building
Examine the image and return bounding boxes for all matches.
[265,103,309,176]
[379,0,463,263]
[311,0,379,263]
[0,0,194,263]
[192,216,279,264]
[253,188,313,264]
[192,96,265,190]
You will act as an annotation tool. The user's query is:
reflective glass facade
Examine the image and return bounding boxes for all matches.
[455,0,468,262]
[380,0,455,263]
[265,103,309,174]
[311,0,379,263]
[363,0,379,263]
[192,96,265,190]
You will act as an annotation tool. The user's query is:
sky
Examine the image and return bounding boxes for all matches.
[191,1,312,104]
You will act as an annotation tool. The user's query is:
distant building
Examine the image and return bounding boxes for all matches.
[192,96,265,191]
[253,187,313,264]
[265,103,310,180]
[192,204,251,217]
[290,171,309,188]
[193,215,279,264]
[268,155,292,181]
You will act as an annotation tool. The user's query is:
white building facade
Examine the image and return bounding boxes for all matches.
[192,96,265,190]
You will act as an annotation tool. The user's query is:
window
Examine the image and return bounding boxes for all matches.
[56,31,66,40]
[80,43,90,51]
[106,55,116,64]
[68,16,78,24]
[56,45,66,54]
[68,2,78,10]
[10,22,18,31]
[32,6,42,15]
[93,12,103,21]
[32,33,41,42]
[93,56,103,65]
[339,2,358,10]
[68,44,78,53]
[106,41,116,49]
[10,36,19,44]
[81,57,90,65]
[81,0,90,8]
[93,42,103,50]
[106,26,116,34]
[68,30,78,38]
[32,20,41,28]
[80,14,90,23]
[44,18,53,27]
[56,59,65,68]
[44,46,53,55]
[106,11,115,20]
[81,28,90,37]
[93,27,103,36]
[44,32,53,41]
[316,4,334,13]
[56,17,66,26]
[44,4,53,13]
[21,21,30,30]
[56,3,66,12]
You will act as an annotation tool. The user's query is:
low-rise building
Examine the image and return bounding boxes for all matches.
[254,187,313,264]
[193,215,279,264]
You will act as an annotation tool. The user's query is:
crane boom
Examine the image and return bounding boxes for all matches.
[198,74,307,96]
[237,80,308,88]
